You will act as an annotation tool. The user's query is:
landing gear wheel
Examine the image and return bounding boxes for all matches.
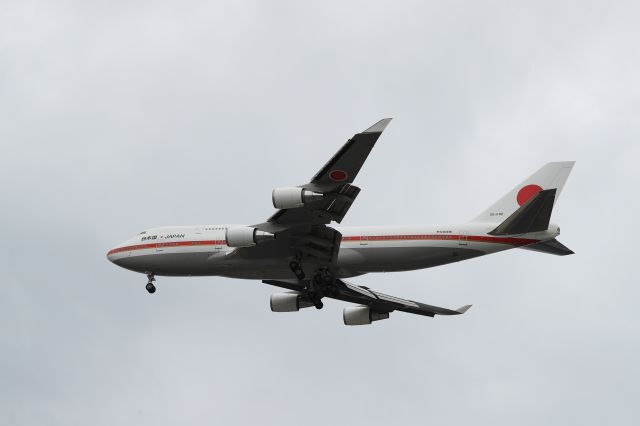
[319,268,333,283]
[145,272,156,294]
[314,300,324,310]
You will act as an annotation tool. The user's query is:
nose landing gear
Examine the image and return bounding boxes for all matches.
[145,272,156,294]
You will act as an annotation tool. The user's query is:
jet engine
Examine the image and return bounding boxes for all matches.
[225,226,275,247]
[272,187,324,209]
[343,306,390,326]
[270,292,314,312]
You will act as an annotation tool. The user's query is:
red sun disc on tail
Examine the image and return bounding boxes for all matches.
[517,184,543,206]
[329,170,348,181]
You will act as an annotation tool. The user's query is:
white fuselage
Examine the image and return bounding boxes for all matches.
[107,223,559,279]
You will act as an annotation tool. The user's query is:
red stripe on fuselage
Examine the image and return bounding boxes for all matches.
[342,234,537,246]
[107,234,538,256]
[467,235,538,246]
[107,240,226,256]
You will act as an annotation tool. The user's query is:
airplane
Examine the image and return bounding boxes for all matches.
[107,118,575,326]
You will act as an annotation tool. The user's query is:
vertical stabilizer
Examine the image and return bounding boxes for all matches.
[471,162,575,223]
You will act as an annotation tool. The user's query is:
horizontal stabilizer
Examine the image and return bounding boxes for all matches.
[456,305,473,314]
[489,189,556,235]
[520,238,574,256]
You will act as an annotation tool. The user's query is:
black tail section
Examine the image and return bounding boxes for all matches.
[489,189,556,236]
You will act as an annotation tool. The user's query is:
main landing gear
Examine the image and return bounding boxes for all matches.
[288,257,336,310]
[289,255,306,281]
[145,272,156,294]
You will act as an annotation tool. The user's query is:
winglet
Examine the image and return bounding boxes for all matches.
[363,118,392,134]
[456,305,473,314]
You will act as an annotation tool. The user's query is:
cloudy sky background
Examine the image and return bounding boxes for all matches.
[1,0,639,424]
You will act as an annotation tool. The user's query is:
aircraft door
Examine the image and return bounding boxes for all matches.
[458,231,468,246]
[360,234,369,245]
[156,232,165,252]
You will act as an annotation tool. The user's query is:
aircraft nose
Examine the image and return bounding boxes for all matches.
[106,244,127,266]
[106,242,147,273]
[106,247,118,264]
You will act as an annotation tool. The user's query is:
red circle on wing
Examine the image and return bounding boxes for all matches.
[517,184,543,206]
[329,170,348,181]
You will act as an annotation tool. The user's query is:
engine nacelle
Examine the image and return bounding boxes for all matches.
[225,226,275,247]
[272,187,324,209]
[270,292,314,312]
[343,306,390,326]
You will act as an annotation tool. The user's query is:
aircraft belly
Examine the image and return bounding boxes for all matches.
[114,243,492,280]
[336,246,486,274]
[114,251,294,279]
[114,252,216,276]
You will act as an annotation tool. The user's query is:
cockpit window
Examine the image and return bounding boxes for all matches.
[138,231,147,235]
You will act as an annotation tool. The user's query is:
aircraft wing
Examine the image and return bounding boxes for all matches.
[307,118,392,190]
[263,278,472,318]
[242,119,392,268]
[264,118,392,228]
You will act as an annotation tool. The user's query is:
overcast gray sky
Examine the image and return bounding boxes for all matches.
[1,0,639,424]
